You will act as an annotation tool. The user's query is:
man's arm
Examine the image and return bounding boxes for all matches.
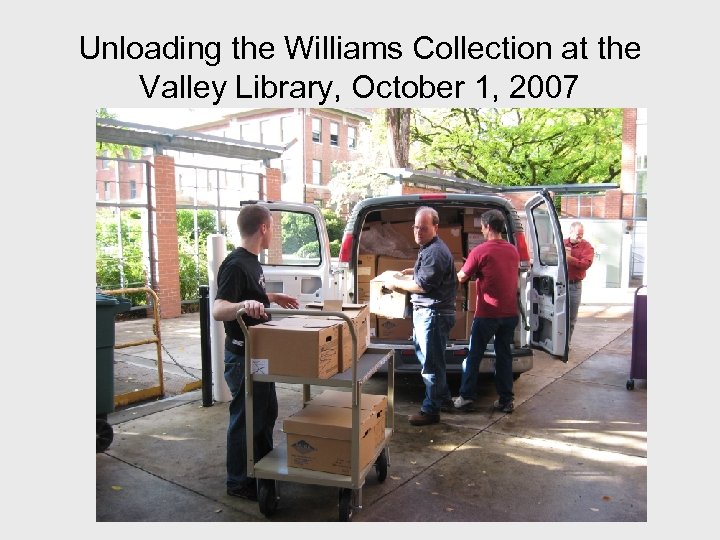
[457,269,469,284]
[384,273,425,294]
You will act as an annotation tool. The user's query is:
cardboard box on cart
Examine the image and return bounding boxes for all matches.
[304,301,370,372]
[248,317,340,378]
[309,389,388,448]
[284,403,383,476]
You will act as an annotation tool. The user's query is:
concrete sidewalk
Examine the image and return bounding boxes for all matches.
[97,286,646,522]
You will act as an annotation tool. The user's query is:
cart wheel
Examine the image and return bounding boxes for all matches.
[375,448,388,483]
[96,417,113,453]
[626,379,635,390]
[338,488,354,522]
[258,480,278,517]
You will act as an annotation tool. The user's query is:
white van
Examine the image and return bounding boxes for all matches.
[250,186,569,379]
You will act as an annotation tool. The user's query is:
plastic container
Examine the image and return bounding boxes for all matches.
[96,293,131,451]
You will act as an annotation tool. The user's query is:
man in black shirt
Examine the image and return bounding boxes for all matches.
[213,204,299,501]
[383,206,457,426]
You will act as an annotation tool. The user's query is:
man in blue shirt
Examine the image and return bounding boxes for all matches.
[383,206,457,426]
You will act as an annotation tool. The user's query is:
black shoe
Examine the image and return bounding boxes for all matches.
[408,410,440,426]
[440,398,455,412]
[227,481,258,501]
[493,399,514,413]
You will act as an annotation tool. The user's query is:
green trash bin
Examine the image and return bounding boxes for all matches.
[96,293,131,452]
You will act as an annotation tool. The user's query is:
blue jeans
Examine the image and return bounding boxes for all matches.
[459,316,519,405]
[224,349,277,490]
[568,281,582,342]
[412,307,455,414]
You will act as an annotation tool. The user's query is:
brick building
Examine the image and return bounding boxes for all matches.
[183,108,373,206]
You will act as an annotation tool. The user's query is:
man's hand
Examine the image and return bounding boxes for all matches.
[241,299,268,320]
[270,293,300,309]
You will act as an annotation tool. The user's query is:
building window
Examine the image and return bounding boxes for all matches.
[347,126,357,149]
[312,118,322,143]
[103,181,110,199]
[102,150,110,169]
[130,181,137,199]
[314,199,324,208]
[281,159,294,184]
[280,116,292,143]
[312,160,322,184]
[330,122,339,146]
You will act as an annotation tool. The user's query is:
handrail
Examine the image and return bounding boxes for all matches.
[100,287,165,406]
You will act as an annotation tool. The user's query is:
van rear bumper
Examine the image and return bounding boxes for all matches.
[368,341,534,374]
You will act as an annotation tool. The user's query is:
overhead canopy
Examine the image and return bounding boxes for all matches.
[96,117,286,162]
[380,168,619,194]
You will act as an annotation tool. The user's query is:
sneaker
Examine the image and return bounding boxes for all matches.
[453,396,475,411]
[227,481,258,501]
[408,410,440,426]
[493,399,514,413]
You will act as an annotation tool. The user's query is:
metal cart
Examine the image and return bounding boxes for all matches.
[627,285,647,390]
[236,307,394,521]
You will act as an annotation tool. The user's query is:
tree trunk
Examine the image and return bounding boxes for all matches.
[385,108,411,168]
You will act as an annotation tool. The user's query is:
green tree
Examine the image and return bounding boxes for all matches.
[96,208,148,305]
[411,108,622,186]
[176,209,217,300]
[328,113,393,212]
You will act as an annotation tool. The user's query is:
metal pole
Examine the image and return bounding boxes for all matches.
[199,285,213,407]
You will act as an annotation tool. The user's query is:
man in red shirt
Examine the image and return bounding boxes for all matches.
[453,209,519,413]
[564,221,595,343]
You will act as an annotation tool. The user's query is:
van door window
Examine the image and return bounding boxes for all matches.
[260,210,322,267]
[529,204,559,266]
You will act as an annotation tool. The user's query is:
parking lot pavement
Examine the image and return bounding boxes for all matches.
[97,286,645,523]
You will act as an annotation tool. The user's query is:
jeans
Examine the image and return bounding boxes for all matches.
[224,349,278,490]
[459,315,519,405]
[412,307,455,414]
[568,281,583,342]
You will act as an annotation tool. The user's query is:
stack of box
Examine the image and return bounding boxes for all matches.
[356,254,377,304]
[284,389,387,476]
[248,317,341,378]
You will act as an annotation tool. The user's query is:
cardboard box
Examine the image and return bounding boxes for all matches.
[438,225,463,255]
[304,302,370,372]
[377,317,413,340]
[284,404,382,476]
[463,212,484,233]
[466,232,485,254]
[449,309,467,340]
[467,279,477,312]
[380,208,416,223]
[309,389,387,448]
[249,317,340,378]
[376,256,416,276]
[356,254,378,283]
[369,271,412,319]
[356,282,370,304]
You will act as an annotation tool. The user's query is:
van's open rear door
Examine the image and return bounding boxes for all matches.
[524,192,569,361]
[242,201,337,308]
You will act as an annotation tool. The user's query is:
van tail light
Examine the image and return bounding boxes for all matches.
[419,194,447,200]
[514,232,530,263]
[338,232,354,263]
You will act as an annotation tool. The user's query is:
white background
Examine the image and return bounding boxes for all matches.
[2,0,715,535]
